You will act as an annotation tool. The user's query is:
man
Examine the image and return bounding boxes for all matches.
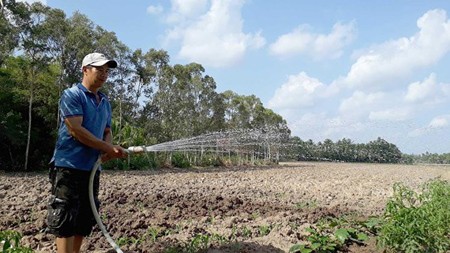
[47,53,128,253]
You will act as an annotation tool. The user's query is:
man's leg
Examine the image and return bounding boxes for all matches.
[73,235,84,253]
[56,236,73,253]
[56,236,83,253]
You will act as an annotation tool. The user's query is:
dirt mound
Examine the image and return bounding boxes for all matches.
[1,162,448,252]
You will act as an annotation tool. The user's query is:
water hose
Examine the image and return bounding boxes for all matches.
[89,157,124,253]
[88,147,147,252]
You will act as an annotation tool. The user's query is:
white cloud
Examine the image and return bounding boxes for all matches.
[339,91,386,120]
[265,9,450,153]
[409,114,450,137]
[269,21,356,60]
[289,113,331,140]
[166,0,208,23]
[147,4,164,15]
[268,72,326,110]
[342,9,450,89]
[429,116,449,128]
[369,107,413,121]
[405,73,437,103]
[404,73,450,106]
[163,0,265,68]
[289,113,369,143]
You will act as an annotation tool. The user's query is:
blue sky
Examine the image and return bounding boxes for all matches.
[22,0,450,154]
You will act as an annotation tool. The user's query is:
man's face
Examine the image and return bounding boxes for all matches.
[83,64,110,87]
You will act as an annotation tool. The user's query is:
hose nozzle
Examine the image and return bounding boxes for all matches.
[127,146,146,153]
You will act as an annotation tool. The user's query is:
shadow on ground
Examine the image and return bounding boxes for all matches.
[208,241,285,253]
[104,241,285,253]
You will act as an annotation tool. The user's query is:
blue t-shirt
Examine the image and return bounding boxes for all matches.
[51,83,112,171]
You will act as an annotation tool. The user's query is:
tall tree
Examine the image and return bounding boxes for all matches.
[36,7,68,127]
[222,90,289,135]
[134,49,171,142]
[13,2,51,170]
[0,62,26,169]
[0,0,22,65]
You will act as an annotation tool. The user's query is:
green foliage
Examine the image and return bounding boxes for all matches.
[145,226,160,243]
[162,232,230,253]
[103,152,167,170]
[197,154,224,167]
[290,227,339,253]
[378,179,450,252]
[111,120,148,148]
[0,57,57,170]
[291,180,449,253]
[258,224,271,236]
[289,244,313,253]
[186,233,210,253]
[116,236,137,247]
[171,152,191,168]
[241,226,252,238]
[290,216,371,253]
[403,152,450,164]
[334,228,368,244]
[295,200,318,210]
[0,230,33,253]
[283,136,403,163]
[116,226,163,248]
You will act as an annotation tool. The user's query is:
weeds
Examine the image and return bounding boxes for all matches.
[144,226,160,243]
[0,230,33,253]
[289,179,449,253]
[249,211,260,220]
[289,215,371,253]
[241,226,252,238]
[378,179,450,252]
[295,200,318,210]
[171,152,191,168]
[258,224,271,236]
[167,232,231,253]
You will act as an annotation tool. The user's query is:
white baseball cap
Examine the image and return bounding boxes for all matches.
[82,53,117,68]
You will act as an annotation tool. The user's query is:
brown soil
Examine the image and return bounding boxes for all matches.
[1,162,449,252]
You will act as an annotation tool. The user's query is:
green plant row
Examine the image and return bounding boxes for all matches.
[102,151,275,170]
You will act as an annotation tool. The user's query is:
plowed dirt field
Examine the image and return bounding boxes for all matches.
[1,162,449,252]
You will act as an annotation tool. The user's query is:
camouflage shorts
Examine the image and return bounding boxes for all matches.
[47,167,100,237]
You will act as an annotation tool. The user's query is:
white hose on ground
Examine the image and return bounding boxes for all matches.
[89,157,124,253]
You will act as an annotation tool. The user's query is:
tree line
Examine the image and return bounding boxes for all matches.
[282,137,403,163]
[0,1,445,171]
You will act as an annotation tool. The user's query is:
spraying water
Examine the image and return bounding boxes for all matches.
[91,127,290,252]
[128,127,290,161]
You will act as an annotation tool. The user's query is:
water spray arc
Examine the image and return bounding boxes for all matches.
[128,128,288,161]
[89,128,289,252]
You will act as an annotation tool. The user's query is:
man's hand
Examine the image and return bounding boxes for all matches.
[104,144,128,160]
[101,153,112,162]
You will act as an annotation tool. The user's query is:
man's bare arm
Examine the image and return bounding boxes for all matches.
[104,127,112,144]
[65,116,126,158]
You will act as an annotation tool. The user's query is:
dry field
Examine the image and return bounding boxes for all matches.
[1,162,449,252]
